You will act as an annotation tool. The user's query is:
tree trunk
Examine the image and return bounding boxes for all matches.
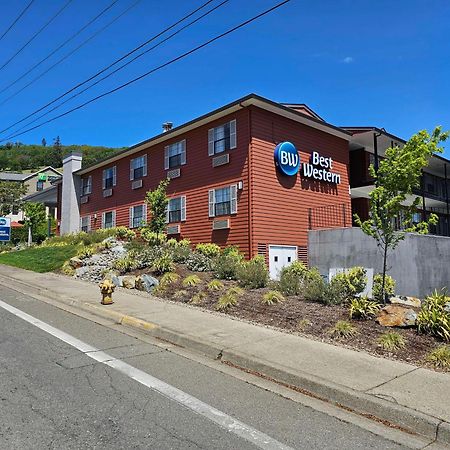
[27,226,32,247]
[381,243,388,303]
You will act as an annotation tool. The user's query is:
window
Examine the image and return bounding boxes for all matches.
[36,180,44,191]
[166,196,186,223]
[80,216,91,232]
[164,140,186,169]
[208,185,237,217]
[208,119,236,155]
[102,211,115,229]
[102,167,116,190]
[130,155,147,180]
[129,204,147,228]
[81,176,92,195]
[12,204,19,215]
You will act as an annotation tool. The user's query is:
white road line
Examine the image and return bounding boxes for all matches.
[0,299,294,450]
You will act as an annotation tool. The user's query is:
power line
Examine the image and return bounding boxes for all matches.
[0,0,291,143]
[6,0,229,134]
[0,0,217,135]
[0,0,142,108]
[0,0,74,73]
[0,0,35,43]
[0,0,120,96]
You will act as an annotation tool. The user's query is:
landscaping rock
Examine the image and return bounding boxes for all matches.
[135,274,159,293]
[110,244,126,257]
[69,257,83,269]
[389,296,421,308]
[377,305,417,327]
[122,275,137,289]
[111,276,123,287]
[445,302,450,314]
[75,266,90,277]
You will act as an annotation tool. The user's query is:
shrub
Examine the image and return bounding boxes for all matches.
[113,255,138,273]
[186,252,213,272]
[213,252,243,280]
[76,245,94,259]
[303,271,348,305]
[166,238,178,247]
[42,228,116,247]
[160,272,180,286]
[236,255,269,289]
[61,261,75,276]
[190,292,207,305]
[195,243,221,258]
[373,274,396,302]
[377,332,406,351]
[329,320,357,339]
[262,290,285,305]
[227,286,244,297]
[141,228,167,246]
[332,267,367,301]
[152,252,174,274]
[115,226,136,241]
[215,292,238,311]
[349,296,381,320]
[324,277,348,305]
[170,240,192,263]
[417,289,450,341]
[182,275,201,287]
[172,289,188,300]
[222,245,241,256]
[297,318,311,331]
[426,345,450,369]
[207,279,224,291]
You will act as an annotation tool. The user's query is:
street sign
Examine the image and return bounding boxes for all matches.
[0,217,11,242]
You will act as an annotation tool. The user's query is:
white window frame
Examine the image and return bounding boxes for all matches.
[166,196,186,223]
[130,155,147,181]
[102,166,116,190]
[102,210,116,229]
[208,184,237,218]
[208,119,236,156]
[164,140,186,170]
[129,204,147,228]
[81,176,92,195]
[80,216,91,232]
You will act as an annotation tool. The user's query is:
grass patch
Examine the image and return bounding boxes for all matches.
[0,245,78,273]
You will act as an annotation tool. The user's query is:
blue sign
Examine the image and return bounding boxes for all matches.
[0,217,11,242]
[274,142,300,176]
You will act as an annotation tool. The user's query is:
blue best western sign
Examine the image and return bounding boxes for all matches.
[0,217,11,242]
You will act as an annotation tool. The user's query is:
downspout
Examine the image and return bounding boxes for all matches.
[445,163,449,236]
[246,105,253,259]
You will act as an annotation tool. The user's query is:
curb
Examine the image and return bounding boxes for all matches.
[0,271,449,446]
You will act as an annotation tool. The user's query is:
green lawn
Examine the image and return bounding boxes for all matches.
[0,245,78,273]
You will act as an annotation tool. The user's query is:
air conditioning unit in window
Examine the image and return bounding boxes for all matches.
[103,188,113,198]
[167,168,180,179]
[212,218,230,230]
[167,224,180,235]
[80,195,89,204]
[212,153,229,167]
[132,179,143,190]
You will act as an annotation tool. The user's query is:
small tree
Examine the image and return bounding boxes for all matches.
[355,127,448,302]
[145,179,169,238]
[23,202,46,245]
[0,181,27,216]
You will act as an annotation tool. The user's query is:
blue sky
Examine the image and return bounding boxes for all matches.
[0,0,449,157]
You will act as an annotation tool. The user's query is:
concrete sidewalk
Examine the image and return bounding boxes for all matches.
[0,264,449,445]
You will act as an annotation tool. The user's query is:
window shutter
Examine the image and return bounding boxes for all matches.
[129,206,134,228]
[230,184,237,214]
[208,128,215,156]
[129,159,134,181]
[112,210,116,227]
[229,119,237,149]
[181,140,186,165]
[164,146,170,170]
[113,166,117,186]
[102,170,106,189]
[143,154,147,177]
[208,189,215,217]
[87,215,91,232]
[181,196,186,221]
[87,176,92,194]
[101,212,106,228]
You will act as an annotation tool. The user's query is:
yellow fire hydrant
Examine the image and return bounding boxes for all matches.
[99,279,115,305]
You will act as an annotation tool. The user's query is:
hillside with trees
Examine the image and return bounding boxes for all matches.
[0,137,125,171]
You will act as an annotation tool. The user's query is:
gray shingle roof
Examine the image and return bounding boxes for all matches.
[0,172,29,181]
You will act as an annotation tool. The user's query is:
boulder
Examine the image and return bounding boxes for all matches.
[69,257,83,269]
[377,305,417,327]
[445,302,450,314]
[389,295,421,308]
[135,274,159,293]
[75,266,90,277]
[122,275,137,289]
[111,275,123,287]
[110,244,126,257]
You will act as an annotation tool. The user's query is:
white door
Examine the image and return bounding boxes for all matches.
[268,245,298,280]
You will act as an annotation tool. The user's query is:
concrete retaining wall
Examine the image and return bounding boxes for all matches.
[308,228,450,298]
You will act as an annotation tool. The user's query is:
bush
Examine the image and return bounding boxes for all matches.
[113,255,139,273]
[190,292,207,305]
[172,289,187,300]
[262,290,285,305]
[303,270,347,305]
[61,261,75,276]
[215,292,238,311]
[236,255,269,289]
[329,320,357,339]
[76,244,94,259]
[417,289,450,341]
[207,279,224,291]
[170,239,192,263]
[182,275,201,287]
[115,226,136,241]
[160,272,180,286]
[152,252,174,274]
[426,345,450,369]
[297,318,311,331]
[332,267,367,301]
[377,332,406,351]
[279,261,310,296]
[42,228,117,247]
[373,274,396,302]
[227,286,244,297]
[195,243,221,258]
[213,252,243,280]
[186,252,213,272]
[141,229,167,246]
[349,296,381,320]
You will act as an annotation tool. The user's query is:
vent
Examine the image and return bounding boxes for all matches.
[167,168,180,179]
[212,153,229,167]
[298,246,308,266]
[167,224,180,235]
[103,188,113,198]
[257,243,267,256]
[132,179,143,190]
[80,195,89,204]
[212,218,230,230]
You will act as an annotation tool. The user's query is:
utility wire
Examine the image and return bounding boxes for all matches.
[7,0,229,133]
[0,0,74,73]
[0,0,35,43]
[0,0,120,96]
[0,0,216,135]
[0,0,142,108]
[0,0,291,143]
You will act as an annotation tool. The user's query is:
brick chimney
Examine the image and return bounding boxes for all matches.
[60,152,82,235]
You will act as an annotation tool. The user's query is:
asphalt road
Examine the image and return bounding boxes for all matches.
[0,285,410,450]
